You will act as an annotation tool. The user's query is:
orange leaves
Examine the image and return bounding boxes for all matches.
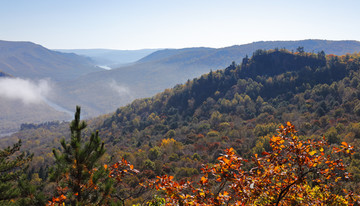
[148,174,188,205]
[341,141,355,156]
[286,121,292,127]
[47,185,70,205]
[109,158,138,183]
[200,175,208,185]
[273,165,281,173]
[271,135,281,143]
[297,142,303,149]
[221,156,231,165]
[148,122,358,205]
[228,147,235,154]
[48,194,67,206]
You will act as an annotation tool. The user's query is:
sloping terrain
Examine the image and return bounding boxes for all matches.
[0,40,101,134]
[0,40,101,81]
[55,40,360,116]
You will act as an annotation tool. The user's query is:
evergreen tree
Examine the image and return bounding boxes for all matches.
[0,140,33,204]
[50,106,113,205]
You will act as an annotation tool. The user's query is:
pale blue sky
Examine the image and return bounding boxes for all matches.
[1,0,359,50]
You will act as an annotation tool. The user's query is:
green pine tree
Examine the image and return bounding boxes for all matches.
[0,140,33,204]
[50,106,113,205]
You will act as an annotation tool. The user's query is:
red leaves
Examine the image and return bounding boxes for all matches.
[261,151,270,156]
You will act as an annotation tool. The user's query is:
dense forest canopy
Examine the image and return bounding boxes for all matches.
[1,49,360,205]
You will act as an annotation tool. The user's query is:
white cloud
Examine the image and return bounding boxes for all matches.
[0,78,51,104]
[109,80,131,97]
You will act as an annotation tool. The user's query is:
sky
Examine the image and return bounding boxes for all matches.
[1,0,360,50]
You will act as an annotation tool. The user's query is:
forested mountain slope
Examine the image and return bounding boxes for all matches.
[3,50,360,199]
[100,49,360,146]
[57,40,360,117]
[98,49,360,186]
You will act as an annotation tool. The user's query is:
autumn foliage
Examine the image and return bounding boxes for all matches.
[150,122,359,205]
[108,158,139,183]
[47,107,141,206]
[48,158,139,205]
[46,120,360,205]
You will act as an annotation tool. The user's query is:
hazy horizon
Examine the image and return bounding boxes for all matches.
[53,39,360,50]
[1,0,360,50]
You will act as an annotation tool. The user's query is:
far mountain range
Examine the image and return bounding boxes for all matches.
[1,39,360,135]
[55,48,159,68]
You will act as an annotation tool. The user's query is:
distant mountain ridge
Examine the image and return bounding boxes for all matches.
[0,40,101,81]
[56,48,159,67]
[229,39,360,55]
[137,39,360,69]
[137,47,215,64]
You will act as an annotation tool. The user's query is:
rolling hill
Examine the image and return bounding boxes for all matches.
[0,40,101,81]
[0,40,102,135]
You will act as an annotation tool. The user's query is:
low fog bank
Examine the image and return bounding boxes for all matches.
[0,78,50,104]
[0,77,73,115]
[109,80,132,98]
